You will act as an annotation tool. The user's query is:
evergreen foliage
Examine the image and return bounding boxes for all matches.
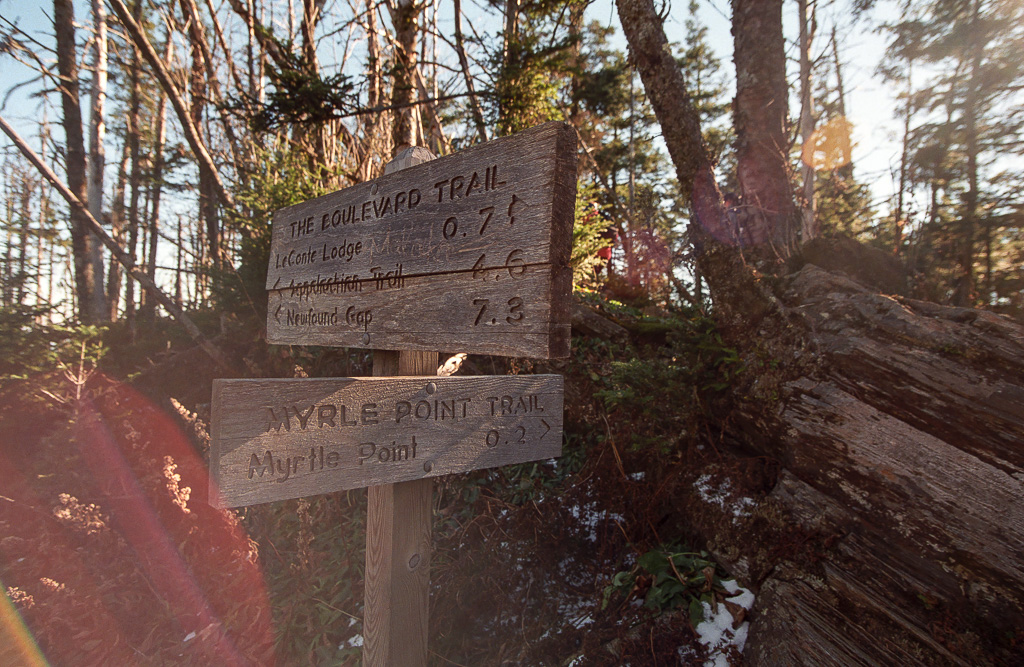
[216,138,337,321]
[881,0,1024,306]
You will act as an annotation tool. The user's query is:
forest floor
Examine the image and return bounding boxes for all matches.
[1,293,766,666]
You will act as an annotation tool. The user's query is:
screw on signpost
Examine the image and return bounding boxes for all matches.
[364,145,437,667]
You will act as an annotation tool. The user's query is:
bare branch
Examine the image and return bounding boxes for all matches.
[107,0,236,211]
[0,113,233,371]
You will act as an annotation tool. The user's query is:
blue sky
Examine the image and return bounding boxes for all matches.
[0,0,905,211]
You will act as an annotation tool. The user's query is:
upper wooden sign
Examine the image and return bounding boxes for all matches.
[265,122,578,359]
[210,375,563,508]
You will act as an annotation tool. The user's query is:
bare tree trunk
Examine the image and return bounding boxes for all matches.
[184,11,220,270]
[502,0,520,68]
[89,0,110,318]
[355,0,390,182]
[830,25,850,174]
[124,3,143,335]
[366,0,382,110]
[2,173,12,306]
[387,0,424,149]
[797,0,817,243]
[15,170,31,305]
[301,0,329,162]
[55,0,107,324]
[141,37,171,321]
[732,0,798,259]
[106,130,129,320]
[175,217,183,308]
[36,116,51,310]
[895,59,912,256]
[954,0,982,307]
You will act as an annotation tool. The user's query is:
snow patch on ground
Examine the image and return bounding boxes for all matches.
[694,579,755,667]
[694,475,755,522]
[566,501,624,542]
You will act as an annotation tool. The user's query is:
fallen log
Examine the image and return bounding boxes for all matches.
[717,264,1024,665]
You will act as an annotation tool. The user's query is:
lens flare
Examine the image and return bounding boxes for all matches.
[0,581,49,667]
[1,374,276,664]
[802,116,854,170]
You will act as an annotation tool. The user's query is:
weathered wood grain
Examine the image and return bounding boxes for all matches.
[266,263,570,358]
[688,264,1024,666]
[209,375,563,508]
[364,147,439,667]
[264,121,577,359]
[364,477,432,666]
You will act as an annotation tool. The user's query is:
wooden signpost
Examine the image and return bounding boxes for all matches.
[265,121,577,359]
[210,121,578,666]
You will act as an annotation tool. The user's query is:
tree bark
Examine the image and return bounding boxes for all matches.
[54,0,107,324]
[953,0,982,307]
[386,0,424,150]
[124,5,144,334]
[89,0,110,317]
[140,35,172,322]
[181,1,220,269]
[797,0,817,243]
[732,0,798,258]
[106,126,129,320]
[14,170,31,306]
[729,264,1024,666]
[453,0,487,144]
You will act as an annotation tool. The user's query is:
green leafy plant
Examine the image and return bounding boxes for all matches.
[603,545,724,626]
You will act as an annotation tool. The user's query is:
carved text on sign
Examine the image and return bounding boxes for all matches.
[210,375,564,507]
[264,121,577,359]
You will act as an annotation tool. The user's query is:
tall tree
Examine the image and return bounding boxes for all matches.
[123,0,145,332]
[386,0,426,149]
[797,0,818,241]
[89,0,112,318]
[731,0,799,258]
[884,0,1024,306]
[54,0,107,323]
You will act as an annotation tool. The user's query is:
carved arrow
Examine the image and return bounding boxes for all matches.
[274,305,282,324]
[539,419,551,439]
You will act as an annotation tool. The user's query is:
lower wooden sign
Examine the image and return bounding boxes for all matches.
[210,375,563,508]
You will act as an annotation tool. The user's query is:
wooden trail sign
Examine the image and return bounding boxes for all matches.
[209,375,563,508]
[209,128,577,666]
[265,121,578,359]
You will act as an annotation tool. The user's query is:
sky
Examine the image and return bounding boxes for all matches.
[583,0,904,212]
[0,0,907,216]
